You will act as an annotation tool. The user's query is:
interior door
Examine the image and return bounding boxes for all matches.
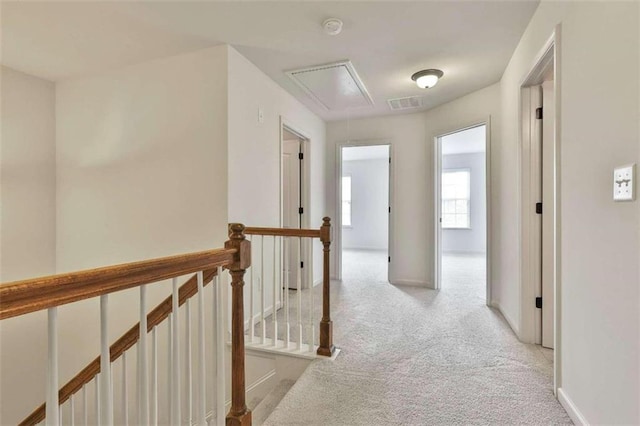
[283,138,301,289]
[541,80,555,349]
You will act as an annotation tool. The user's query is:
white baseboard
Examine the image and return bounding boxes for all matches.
[442,250,486,255]
[558,388,588,425]
[390,279,430,287]
[490,301,520,337]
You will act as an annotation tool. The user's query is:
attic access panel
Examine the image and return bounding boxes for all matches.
[286,61,374,111]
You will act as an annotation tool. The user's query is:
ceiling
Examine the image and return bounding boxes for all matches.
[1,1,539,121]
[441,125,486,155]
[343,145,389,162]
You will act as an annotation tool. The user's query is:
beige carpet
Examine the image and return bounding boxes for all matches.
[263,250,571,425]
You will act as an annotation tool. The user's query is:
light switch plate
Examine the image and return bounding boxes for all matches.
[613,164,636,201]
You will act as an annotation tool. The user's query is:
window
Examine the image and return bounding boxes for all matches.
[442,169,470,229]
[342,175,352,227]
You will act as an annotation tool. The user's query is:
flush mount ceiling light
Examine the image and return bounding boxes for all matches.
[411,69,444,89]
[323,18,343,36]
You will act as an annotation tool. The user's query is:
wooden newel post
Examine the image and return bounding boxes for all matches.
[225,224,252,426]
[317,217,335,357]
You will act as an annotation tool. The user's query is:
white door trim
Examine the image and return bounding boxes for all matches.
[280,116,312,289]
[433,119,492,306]
[517,25,562,393]
[335,139,394,283]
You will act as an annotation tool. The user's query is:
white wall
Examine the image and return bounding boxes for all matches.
[442,152,486,253]
[0,66,56,425]
[342,158,389,250]
[227,45,326,321]
[327,83,500,286]
[26,46,227,425]
[499,1,639,423]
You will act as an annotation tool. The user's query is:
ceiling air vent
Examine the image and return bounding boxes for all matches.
[286,60,374,111]
[387,96,424,111]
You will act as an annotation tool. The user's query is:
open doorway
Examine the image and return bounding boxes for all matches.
[435,124,489,303]
[281,123,310,290]
[518,34,559,393]
[337,143,391,283]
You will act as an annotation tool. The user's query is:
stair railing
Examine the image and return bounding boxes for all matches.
[243,217,335,357]
[1,223,252,426]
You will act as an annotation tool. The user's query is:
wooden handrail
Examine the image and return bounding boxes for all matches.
[19,268,220,426]
[244,226,321,239]
[243,219,335,357]
[0,248,236,320]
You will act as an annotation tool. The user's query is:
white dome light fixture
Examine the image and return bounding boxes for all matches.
[411,69,444,89]
[323,18,343,36]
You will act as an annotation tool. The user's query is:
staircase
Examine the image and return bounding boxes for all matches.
[0,220,336,425]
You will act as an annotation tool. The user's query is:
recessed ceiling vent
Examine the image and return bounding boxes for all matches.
[286,61,374,111]
[387,96,424,111]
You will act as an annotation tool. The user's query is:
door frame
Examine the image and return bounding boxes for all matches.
[335,139,394,283]
[517,26,562,393]
[433,119,492,306]
[279,116,312,288]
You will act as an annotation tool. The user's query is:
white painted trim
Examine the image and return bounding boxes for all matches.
[490,301,520,337]
[279,116,313,291]
[390,279,430,288]
[213,369,277,418]
[433,118,492,306]
[335,139,394,284]
[558,388,588,426]
[517,26,563,393]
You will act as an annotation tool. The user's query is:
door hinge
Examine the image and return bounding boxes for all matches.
[535,297,542,309]
[300,261,304,268]
[298,152,304,160]
[388,206,391,213]
[388,256,391,263]
[299,207,304,215]
[389,157,391,164]
[536,107,543,119]
[535,202,542,214]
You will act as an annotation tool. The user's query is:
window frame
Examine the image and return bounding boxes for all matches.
[441,168,471,230]
[341,174,353,228]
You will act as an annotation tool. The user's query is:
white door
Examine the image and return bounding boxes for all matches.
[282,139,301,289]
[541,80,555,349]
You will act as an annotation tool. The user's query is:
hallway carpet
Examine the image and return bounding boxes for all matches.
[263,250,571,425]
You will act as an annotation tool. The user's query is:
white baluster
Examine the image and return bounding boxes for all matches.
[171,278,181,425]
[196,271,206,426]
[95,375,100,426]
[249,236,255,343]
[167,313,173,422]
[185,300,192,425]
[46,307,59,426]
[59,405,62,425]
[261,235,266,344]
[82,385,87,426]
[285,237,291,348]
[297,237,303,350]
[216,267,226,426]
[308,238,315,353]
[70,394,75,426]
[138,285,149,425]
[122,352,128,426]
[151,327,158,426]
[272,236,278,347]
[100,295,113,425]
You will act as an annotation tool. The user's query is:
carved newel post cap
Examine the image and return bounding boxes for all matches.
[228,223,246,240]
[323,217,331,225]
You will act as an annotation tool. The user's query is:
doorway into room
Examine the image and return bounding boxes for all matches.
[337,143,391,283]
[281,124,310,290]
[435,124,489,303]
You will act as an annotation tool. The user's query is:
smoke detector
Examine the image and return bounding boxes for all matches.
[323,18,343,36]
